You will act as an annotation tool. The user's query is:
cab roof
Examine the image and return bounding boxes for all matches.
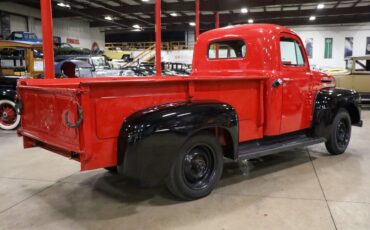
[198,24,297,41]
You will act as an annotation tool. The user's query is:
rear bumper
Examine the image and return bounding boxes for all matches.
[19,130,83,159]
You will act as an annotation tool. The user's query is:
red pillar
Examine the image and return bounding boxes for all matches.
[155,0,162,76]
[40,0,55,79]
[195,0,200,41]
[215,12,220,28]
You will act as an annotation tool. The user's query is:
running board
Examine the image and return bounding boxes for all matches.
[238,137,326,160]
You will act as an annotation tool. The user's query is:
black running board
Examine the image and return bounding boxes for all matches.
[238,137,326,160]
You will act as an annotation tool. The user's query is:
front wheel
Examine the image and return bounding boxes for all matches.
[0,99,21,130]
[325,109,351,155]
[166,133,223,201]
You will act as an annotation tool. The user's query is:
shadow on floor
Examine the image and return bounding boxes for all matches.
[28,148,321,221]
[86,148,315,203]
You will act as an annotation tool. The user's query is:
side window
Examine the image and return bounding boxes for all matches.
[280,37,305,66]
[208,40,246,59]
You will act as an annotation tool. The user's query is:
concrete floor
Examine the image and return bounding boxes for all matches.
[0,111,369,230]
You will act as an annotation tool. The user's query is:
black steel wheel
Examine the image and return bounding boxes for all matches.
[166,133,223,200]
[325,109,351,155]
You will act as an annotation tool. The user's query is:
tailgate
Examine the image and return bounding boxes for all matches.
[18,85,83,153]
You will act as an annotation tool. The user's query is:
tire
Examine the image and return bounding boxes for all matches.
[0,99,21,130]
[166,133,224,201]
[325,109,351,155]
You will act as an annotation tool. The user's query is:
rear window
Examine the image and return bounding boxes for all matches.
[208,40,246,59]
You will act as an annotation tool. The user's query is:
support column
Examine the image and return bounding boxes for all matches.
[155,0,162,76]
[195,0,200,41]
[40,0,55,79]
[215,12,220,28]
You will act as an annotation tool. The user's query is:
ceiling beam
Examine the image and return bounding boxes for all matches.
[104,13,370,34]
[90,5,370,28]
[56,0,327,16]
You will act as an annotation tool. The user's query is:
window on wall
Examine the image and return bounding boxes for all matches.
[280,37,305,66]
[208,40,246,59]
[324,38,333,59]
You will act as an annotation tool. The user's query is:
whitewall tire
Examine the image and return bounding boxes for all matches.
[0,99,21,130]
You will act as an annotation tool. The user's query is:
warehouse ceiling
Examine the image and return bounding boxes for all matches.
[7,0,370,33]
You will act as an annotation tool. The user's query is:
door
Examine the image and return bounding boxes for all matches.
[279,34,313,134]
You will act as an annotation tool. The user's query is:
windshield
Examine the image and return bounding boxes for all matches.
[91,56,108,67]
[14,33,23,39]
[25,33,37,39]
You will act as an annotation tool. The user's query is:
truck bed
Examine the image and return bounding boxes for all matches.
[18,76,266,170]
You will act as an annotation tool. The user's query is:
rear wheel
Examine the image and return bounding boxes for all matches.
[166,134,223,201]
[0,99,20,130]
[325,109,351,155]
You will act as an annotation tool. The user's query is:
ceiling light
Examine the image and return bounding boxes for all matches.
[170,12,178,17]
[57,2,71,8]
[248,19,254,23]
[309,16,316,21]
[132,24,141,29]
[189,22,196,27]
[317,3,325,9]
[141,0,149,2]
[241,8,248,13]
[105,16,113,21]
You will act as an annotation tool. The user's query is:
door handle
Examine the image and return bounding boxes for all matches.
[272,79,283,88]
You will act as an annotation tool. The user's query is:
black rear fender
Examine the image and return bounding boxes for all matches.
[117,101,239,186]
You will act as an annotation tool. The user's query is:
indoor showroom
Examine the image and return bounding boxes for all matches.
[1,0,370,229]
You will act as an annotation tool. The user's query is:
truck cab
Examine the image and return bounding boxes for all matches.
[17,24,362,200]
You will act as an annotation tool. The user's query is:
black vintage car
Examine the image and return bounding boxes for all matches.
[0,76,20,130]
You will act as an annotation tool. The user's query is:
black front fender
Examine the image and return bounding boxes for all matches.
[312,88,362,138]
[117,101,238,186]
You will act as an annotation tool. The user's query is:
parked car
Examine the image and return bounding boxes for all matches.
[17,24,362,200]
[55,55,129,78]
[0,76,21,130]
[54,43,91,56]
[104,47,132,61]
[109,59,127,69]
[330,56,370,104]
[7,31,42,43]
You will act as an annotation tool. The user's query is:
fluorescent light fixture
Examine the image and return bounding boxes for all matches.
[132,24,141,29]
[189,22,196,26]
[241,8,248,13]
[170,12,178,17]
[57,2,71,8]
[309,16,316,21]
[248,19,254,23]
[317,3,325,9]
[142,0,149,2]
[105,16,113,21]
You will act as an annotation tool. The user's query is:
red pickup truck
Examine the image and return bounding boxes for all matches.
[17,24,362,200]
